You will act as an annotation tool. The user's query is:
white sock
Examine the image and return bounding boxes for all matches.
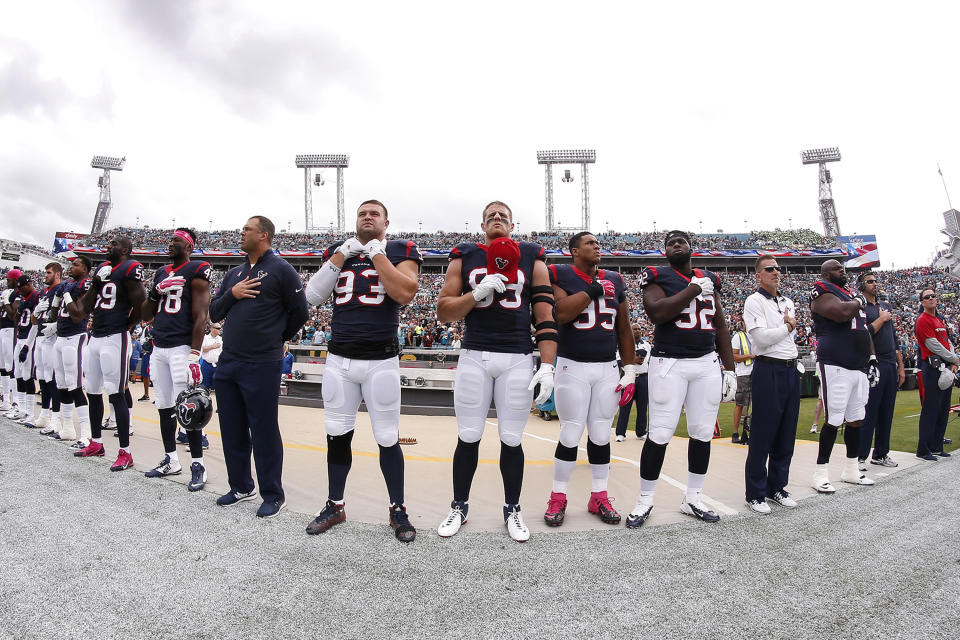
[25,394,35,415]
[167,450,179,464]
[76,404,90,439]
[686,471,706,498]
[92,437,103,444]
[191,456,204,467]
[590,463,609,492]
[552,459,575,493]
[119,446,130,454]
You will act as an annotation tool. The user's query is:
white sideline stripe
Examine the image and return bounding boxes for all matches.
[905,413,921,418]
[490,421,738,516]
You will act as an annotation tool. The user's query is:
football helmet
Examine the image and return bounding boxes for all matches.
[176,386,213,431]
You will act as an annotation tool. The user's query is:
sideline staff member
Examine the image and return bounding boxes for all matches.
[914,286,956,461]
[209,215,308,518]
[742,257,801,514]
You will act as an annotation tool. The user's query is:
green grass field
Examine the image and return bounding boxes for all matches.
[608,389,960,454]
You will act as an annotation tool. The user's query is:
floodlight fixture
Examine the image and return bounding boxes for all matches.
[800,148,840,165]
[295,154,349,168]
[537,149,596,165]
[91,156,126,171]
[296,154,349,232]
[800,146,842,237]
[537,149,596,232]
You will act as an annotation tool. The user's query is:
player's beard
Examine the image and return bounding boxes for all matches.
[828,272,848,287]
[666,248,692,268]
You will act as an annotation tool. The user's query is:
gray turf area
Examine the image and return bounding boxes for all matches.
[1,420,959,640]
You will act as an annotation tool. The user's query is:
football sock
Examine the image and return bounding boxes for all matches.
[844,423,861,458]
[639,438,668,498]
[817,424,840,464]
[159,407,177,453]
[109,392,130,449]
[378,442,405,505]
[499,441,524,505]
[187,429,204,460]
[88,394,104,439]
[452,438,480,502]
[552,442,578,493]
[326,431,354,502]
[587,439,610,492]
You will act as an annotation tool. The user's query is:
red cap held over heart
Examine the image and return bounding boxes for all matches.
[486,237,521,284]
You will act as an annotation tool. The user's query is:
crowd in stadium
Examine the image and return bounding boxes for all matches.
[75,226,845,253]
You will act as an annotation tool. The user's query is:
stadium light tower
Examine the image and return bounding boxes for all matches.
[537,149,596,232]
[294,154,349,232]
[801,147,842,237]
[90,155,126,234]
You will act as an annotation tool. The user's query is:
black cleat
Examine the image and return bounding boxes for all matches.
[306,500,346,535]
[625,503,653,529]
[680,499,720,523]
[389,504,416,542]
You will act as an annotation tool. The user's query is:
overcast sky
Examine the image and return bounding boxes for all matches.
[2,1,958,267]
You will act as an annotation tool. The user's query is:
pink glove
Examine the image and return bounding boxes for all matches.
[616,364,637,406]
[187,349,202,387]
[599,279,616,298]
[157,275,186,296]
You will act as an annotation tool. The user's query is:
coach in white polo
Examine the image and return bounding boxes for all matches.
[741,255,801,514]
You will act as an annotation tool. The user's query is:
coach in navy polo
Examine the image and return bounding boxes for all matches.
[741,255,801,514]
[209,215,308,518]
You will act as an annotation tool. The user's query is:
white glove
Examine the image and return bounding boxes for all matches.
[336,237,365,260]
[95,263,113,282]
[0,289,11,305]
[51,293,63,309]
[473,273,508,301]
[690,276,714,298]
[364,238,386,259]
[33,298,50,317]
[721,370,738,403]
[42,323,58,338]
[618,364,637,390]
[853,293,867,309]
[156,274,186,296]
[528,362,555,405]
[62,291,74,307]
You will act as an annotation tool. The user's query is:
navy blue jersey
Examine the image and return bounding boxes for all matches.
[36,284,59,327]
[151,260,212,348]
[810,280,871,370]
[91,259,144,338]
[57,278,92,338]
[549,264,626,362]
[451,241,545,354]
[322,240,423,347]
[1,289,19,329]
[641,266,721,358]
[16,290,40,339]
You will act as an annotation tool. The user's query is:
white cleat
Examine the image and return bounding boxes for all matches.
[504,506,530,542]
[841,459,875,486]
[437,502,468,538]
[812,465,836,494]
[746,499,771,515]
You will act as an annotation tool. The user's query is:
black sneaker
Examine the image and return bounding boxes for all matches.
[138,395,150,402]
[216,490,257,506]
[916,453,938,461]
[306,500,346,534]
[944,438,953,445]
[731,432,740,444]
[257,498,286,519]
[389,504,416,542]
[933,451,952,458]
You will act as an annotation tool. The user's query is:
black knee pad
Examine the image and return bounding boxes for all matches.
[72,388,87,406]
[327,431,355,465]
[586,439,610,465]
[688,438,711,475]
[554,442,578,462]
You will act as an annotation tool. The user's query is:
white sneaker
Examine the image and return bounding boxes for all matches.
[12,410,28,423]
[4,407,21,419]
[504,506,530,542]
[615,435,626,442]
[144,455,182,477]
[437,502,468,538]
[746,499,771,515]
[809,424,818,434]
[841,459,875,485]
[768,490,798,508]
[106,416,117,429]
[812,465,835,494]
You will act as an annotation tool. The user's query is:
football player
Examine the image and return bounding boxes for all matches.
[627,231,737,528]
[543,232,635,527]
[74,236,146,470]
[303,200,422,542]
[24,263,64,430]
[49,257,93,447]
[141,228,212,491]
[7,275,40,422]
[809,259,877,491]
[0,269,23,413]
[435,201,557,543]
